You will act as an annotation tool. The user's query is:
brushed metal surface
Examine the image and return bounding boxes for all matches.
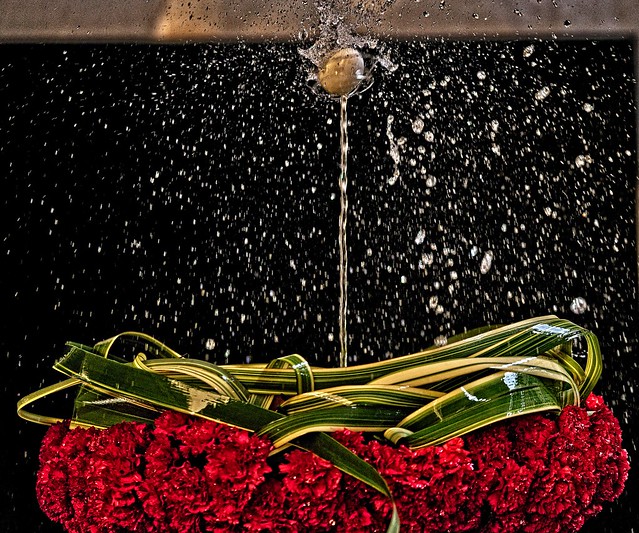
[0,0,637,42]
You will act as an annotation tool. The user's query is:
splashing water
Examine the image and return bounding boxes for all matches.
[298,0,396,68]
[480,250,494,274]
[386,115,400,185]
[298,0,396,100]
[570,297,588,314]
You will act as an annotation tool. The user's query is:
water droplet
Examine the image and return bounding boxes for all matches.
[480,250,494,274]
[575,154,593,168]
[317,47,366,97]
[412,117,425,134]
[429,296,439,309]
[425,175,437,187]
[477,70,486,80]
[386,114,401,184]
[434,335,448,346]
[583,102,594,113]
[400,275,408,284]
[414,229,426,245]
[205,338,216,350]
[523,44,535,58]
[424,131,435,143]
[570,297,588,314]
[535,86,551,101]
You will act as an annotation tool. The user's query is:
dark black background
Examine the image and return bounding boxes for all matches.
[1,40,637,531]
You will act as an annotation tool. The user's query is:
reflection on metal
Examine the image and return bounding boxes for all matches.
[0,0,638,42]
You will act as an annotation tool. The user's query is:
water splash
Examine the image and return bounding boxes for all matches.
[570,297,588,314]
[298,0,396,99]
[535,86,552,101]
[298,1,399,368]
[299,1,375,69]
[386,115,400,185]
[480,250,494,274]
[298,0,396,64]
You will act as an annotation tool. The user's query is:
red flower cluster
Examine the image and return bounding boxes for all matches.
[37,412,272,533]
[37,395,629,533]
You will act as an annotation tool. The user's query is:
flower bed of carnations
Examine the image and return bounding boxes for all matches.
[37,393,628,533]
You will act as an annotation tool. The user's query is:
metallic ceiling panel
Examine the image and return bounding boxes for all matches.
[0,0,637,42]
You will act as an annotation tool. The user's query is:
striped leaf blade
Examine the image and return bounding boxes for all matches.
[258,406,410,448]
[385,372,564,448]
[279,384,442,414]
[55,344,282,431]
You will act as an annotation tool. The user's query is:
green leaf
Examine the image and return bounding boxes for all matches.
[259,406,409,448]
[384,372,563,448]
[248,353,315,408]
[74,386,160,427]
[279,384,442,414]
[55,344,282,431]
[133,354,251,402]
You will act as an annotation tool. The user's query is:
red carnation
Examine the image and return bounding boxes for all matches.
[83,421,152,532]
[588,396,630,505]
[241,477,300,532]
[37,423,100,533]
[35,394,629,533]
[36,422,74,527]
[277,448,344,530]
[139,411,273,531]
[510,414,556,469]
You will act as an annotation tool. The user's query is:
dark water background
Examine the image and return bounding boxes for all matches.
[0,40,636,531]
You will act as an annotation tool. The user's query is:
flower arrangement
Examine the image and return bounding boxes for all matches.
[19,316,629,532]
[37,394,627,533]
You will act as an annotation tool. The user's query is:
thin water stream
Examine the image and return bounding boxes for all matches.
[338,95,349,367]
